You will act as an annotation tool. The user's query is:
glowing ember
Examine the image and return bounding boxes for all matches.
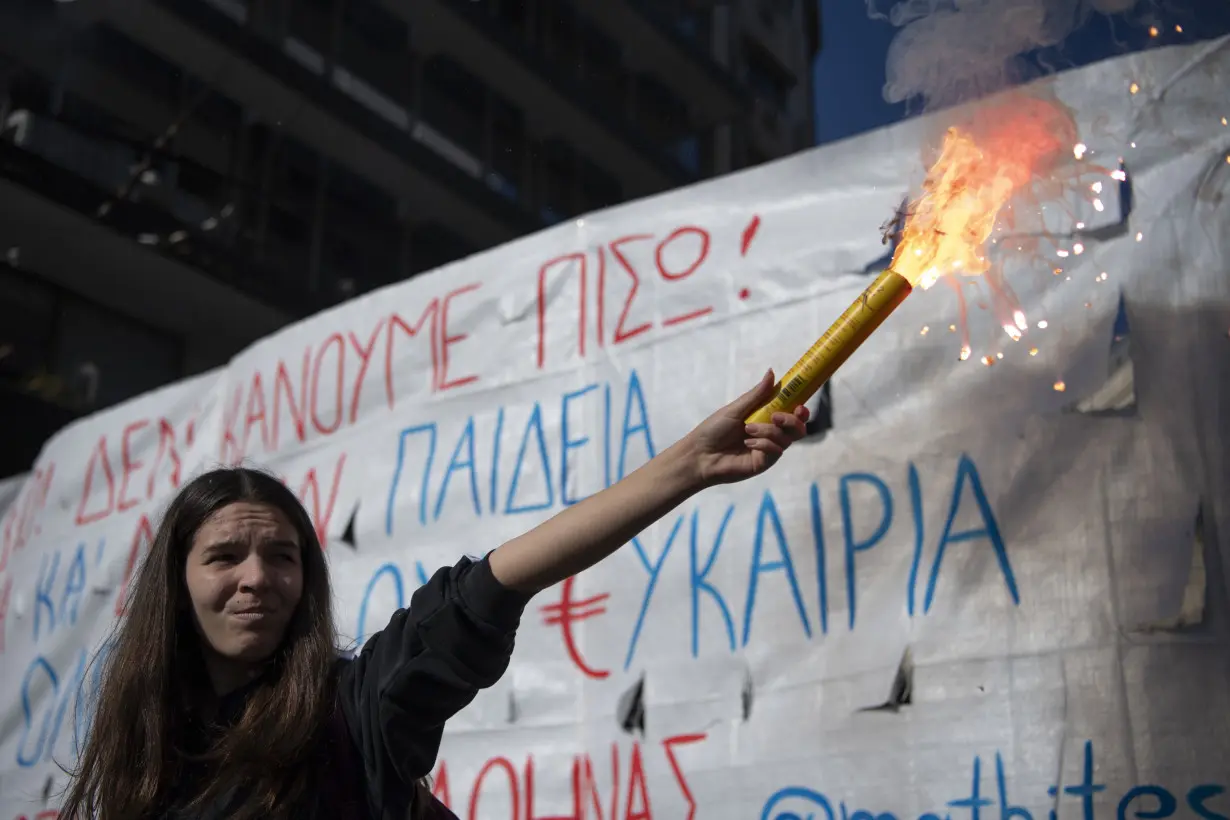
[1053,381,1066,392]
[1037,320,1049,328]
[1222,117,1228,126]
[1076,221,1086,229]
[920,325,930,335]
[1149,25,1158,36]
[1129,82,1140,95]
[997,352,1004,359]
[1175,25,1183,33]
[1073,243,1085,255]
[1073,143,1088,159]
[1091,181,1103,193]
[949,324,957,332]
[959,346,972,361]
[1099,272,1108,281]
[1053,267,1063,275]
[981,355,995,366]
[1111,170,1127,181]
[1057,249,1070,258]
[1029,347,1039,356]
[1093,199,1104,212]
[1136,232,1143,241]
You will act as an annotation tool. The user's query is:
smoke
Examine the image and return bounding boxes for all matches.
[866,0,1144,109]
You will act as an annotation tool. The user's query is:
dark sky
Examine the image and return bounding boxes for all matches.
[812,0,1230,146]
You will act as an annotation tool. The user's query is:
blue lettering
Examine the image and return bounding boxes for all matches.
[356,563,404,644]
[386,422,437,533]
[617,369,655,481]
[45,650,86,764]
[1063,740,1106,820]
[561,383,599,506]
[689,506,736,657]
[743,491,811,646]
[924,455,1018,613]
[623,515,684,670]
[489,407,505,513]
[1118,787,1176,820]
[807,482,830,636]
[996,752,1032,820]
[33,550,60,642]
[603,384,612,488]
[506,402,554,514]
[1187,786,1227,820]
[840,473,893,631]
[16,657,57,767]
[760,786,838,820]
[907,463,924,617]
[435,417,481,521]
[844,807,898,820]
[948,755,993,820]
[61,543,88,629]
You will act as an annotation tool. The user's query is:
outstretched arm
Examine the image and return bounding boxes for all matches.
[488,369,809,593]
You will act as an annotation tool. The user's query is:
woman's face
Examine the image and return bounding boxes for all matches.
[184,501,304,689]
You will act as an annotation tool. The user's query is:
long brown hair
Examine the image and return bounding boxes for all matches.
[61,467,339,820]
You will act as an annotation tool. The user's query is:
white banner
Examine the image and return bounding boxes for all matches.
[2,38,1228,820]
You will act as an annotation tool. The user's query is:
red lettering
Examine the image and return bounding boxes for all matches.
[311,334,345,435]
[662,308,713,327]
[296,453,346,547]
[608,235,652,345]
[116,514,154,617]
[117,420,149,512]
[385,302,440,408]
[273,352,309,449]
[577,747,619,820]
[220,387,244,464]
[75,437,116,526]
[146,420,182,500]
[595,246,606,347]
[623,744,652,820]
[0,575,12,653]
[654,226,709,281]
[431,761,453,807]
[468,756,520,820]
[439,283,482,391]
[661,734,706,820]
[347,318,385,424]
[1,464,54,571]
[244,373,271,453]
[536,254,587,369]
[524,756,581,820]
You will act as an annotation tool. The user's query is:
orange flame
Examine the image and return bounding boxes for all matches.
[891,93,1078,352]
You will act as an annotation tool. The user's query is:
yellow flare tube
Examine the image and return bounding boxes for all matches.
[746,269,913,425]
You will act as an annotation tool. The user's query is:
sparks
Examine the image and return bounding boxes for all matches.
[1057,249,1070,258]
[1093,199,1104,212]
[981,355,996,366]
[1091,181,1103,193]
[1004,324,1022,341]
[1111,170,1127,181]
[1053,381,1066,392]
[1149,25,1159,36]
[1073,243,1085,255]
[1129,82,1140,95]
[1130,141,1137,148]
[1076,221,1086,229]
[1073,143,1088,159]
[920,325,930,336]
[1175,24,1183,33]
[1029,347,1039,356]
[1037,320,1049,328]
[959,346,972,361]
[997,352,1004,359]
[1099,272,1108,281]
[1136,231,1143,241]
[1053,267,1063,275]
[949,324,957,332]
[1222,117,1228,126]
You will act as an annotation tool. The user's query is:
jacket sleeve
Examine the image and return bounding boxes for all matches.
[336,554,532,807]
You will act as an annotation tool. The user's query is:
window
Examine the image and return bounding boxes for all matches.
[743,42,794,108]
[286,0,334,55]
[422,57,485,156]
[410,223,472,275]
[339,0,411,103]
[85,26,181,112]
[489,95,526,199]
[578,159,621,212]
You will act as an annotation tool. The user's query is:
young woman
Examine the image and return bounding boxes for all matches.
[60,370,808,819]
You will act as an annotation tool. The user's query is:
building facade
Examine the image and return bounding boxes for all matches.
[0,0,818,475]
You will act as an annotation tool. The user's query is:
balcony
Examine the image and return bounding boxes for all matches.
[740,0,804,79]
[392,0,696,196]
[72,0,543,253]
[577,0,752,127]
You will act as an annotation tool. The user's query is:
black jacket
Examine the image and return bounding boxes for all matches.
[165,555,531,819]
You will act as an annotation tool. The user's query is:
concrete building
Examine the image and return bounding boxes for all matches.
[0,0,819,475]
